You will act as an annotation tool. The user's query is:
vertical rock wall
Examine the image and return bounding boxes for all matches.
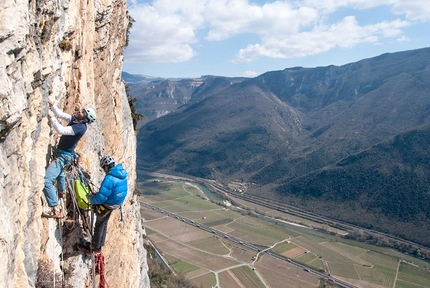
[0,0,149,287]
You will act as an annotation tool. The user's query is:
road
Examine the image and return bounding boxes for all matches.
[141,201,358,288]
[143,170,429,254]
[201,180,430,255]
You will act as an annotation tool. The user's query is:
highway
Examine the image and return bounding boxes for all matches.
[201,180,430,254]
[140,201,358,288]
[142,170,429,253]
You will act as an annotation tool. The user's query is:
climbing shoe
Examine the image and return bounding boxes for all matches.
[58,191,65,198]
[42,209,63,219]
[77,243,92,257]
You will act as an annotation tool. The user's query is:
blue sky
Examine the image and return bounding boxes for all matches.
[124,0,430,78]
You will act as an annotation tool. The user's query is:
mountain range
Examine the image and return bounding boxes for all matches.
[127,47,430,247]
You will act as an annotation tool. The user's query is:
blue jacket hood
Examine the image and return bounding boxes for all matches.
[89,163,128,206]
[109,163,127,180]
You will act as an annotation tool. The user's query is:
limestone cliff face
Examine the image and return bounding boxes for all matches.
[0,0,149,287]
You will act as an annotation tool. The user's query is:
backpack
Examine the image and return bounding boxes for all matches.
[74,179,90,209]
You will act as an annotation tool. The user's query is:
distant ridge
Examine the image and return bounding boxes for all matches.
[134,47,430,246]
[122,71,165,83]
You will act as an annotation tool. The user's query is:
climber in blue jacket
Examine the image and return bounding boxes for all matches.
[89,155,128,208]
[77,155,128,256]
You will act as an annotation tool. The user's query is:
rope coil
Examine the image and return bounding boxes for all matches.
[95,253,107,288]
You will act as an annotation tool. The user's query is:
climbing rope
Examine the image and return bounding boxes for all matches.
[64,173,78,231]
[63,162,95,236]
[91,209,96,288]
[61,161,106,288]
[58,200,65,287]
[120,205,125,234]
[61,162,102,288]
[52,225,56,288]
[95,253,107,288]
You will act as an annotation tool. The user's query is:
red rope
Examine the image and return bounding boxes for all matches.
[95,253,108,288]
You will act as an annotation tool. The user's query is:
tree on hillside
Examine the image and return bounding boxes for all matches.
[125,84,144,133]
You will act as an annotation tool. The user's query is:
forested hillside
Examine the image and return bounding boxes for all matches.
[276,125,430,245]
[132,47,430,246]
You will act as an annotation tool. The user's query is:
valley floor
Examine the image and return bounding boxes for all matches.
[137,175,430,288]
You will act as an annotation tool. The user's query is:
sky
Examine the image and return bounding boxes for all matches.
[123,0,430,78]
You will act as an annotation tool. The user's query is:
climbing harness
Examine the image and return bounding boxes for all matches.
[93,204,112,217]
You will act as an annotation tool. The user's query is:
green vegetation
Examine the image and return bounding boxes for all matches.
[169,258,200,274]
[144,227,156,235]
[125,14,135,47]
[274,128,430,249]
[134,49,430,255]
[138,177,430,288]
[41,19,55,44]
[395,281,423,288]
[125,84,144,132]
[59,39,72,51]
[231,266,265,288]
[227,218,293,246]
[398,261,430,287]
[191,273,216,288]
[272,241,297,254]
[358,251,398,286]
[295,252,324,270]
[144,243,199,288]
[187,237,230,255]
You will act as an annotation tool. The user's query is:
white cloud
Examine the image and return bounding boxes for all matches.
[126,1,203,62]
[244,70,258,77]
[302,0,398,13]
[233,16,410,62]
[396,35,409,42]
[125,0,428,65]
[391,0,430,21]
[204,1,318,41]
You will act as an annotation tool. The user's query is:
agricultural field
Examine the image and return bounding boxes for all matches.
[191,272,217,288]
[138,177,430,288]
[219,266,265,288]
[254,255,320,288]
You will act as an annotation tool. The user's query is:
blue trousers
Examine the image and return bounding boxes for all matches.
[43,152,72,207]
